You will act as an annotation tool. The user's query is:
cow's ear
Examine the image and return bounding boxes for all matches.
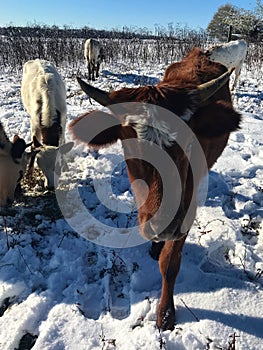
[69,110,121,148]
[11,136,27,159]
[190,101,241,137]
[59,142,74,154]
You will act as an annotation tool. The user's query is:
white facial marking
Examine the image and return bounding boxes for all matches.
[124,105,178,148]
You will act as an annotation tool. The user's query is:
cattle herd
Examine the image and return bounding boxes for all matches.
[0,38,247,331]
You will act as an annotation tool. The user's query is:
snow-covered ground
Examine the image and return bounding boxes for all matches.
[0,58,262,350]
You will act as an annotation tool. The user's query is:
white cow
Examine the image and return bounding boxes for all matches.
[205,39,247,90]
[0,122,30,206]
[84,38,104,81]
[21,59,72,189]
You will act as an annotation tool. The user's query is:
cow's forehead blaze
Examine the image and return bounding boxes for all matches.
[124,113,178,148]
[122,102,195,148]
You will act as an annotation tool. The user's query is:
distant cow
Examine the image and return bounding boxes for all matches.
[21,59,72,189]
[84,38,104,81]
[205,39,247,90]
[70,48,241,331]
[0,122,30,206]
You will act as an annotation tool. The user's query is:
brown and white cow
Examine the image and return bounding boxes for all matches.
[70,48,241,330]
[0,122,31,206]
[21,59,72,189]
[84,38,104,81]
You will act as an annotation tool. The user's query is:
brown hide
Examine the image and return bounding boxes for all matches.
[70,47,241,330]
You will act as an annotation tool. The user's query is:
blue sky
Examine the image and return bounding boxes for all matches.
[0,0,257,31]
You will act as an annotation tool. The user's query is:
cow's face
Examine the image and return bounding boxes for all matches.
[129,142,193,242]
[34,142,74,189]
[35,146,58,189]
[70,101,207,241]
[120,104,199,241]
[70,67,240,242]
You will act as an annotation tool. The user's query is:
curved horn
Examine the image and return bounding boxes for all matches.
[76,77,111,106]
[197,67,234,102]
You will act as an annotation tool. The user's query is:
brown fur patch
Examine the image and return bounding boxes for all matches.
[69,111,121,148]
[190,101,241,137]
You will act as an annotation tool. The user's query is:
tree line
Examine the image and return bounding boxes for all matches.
[0,24,210,69]
[207,1,263,42]
[0,1,262,70]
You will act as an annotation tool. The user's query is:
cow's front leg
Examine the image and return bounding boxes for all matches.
[157,235,187,330]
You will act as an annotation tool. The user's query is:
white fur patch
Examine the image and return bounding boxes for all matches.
[124,105,178,148]
[123,91,197,146]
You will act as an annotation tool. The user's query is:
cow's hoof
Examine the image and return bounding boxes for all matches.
[157,307,175,331]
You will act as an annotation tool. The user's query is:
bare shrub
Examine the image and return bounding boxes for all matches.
[0,24,262,78]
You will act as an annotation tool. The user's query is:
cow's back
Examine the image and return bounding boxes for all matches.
[21,59,66,129]
[162,48,228,88]
[85,38,100,62]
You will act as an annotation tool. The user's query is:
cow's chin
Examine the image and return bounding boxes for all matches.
[140,219,187,242]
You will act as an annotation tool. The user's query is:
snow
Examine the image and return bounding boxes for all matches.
[0,59,262,350]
